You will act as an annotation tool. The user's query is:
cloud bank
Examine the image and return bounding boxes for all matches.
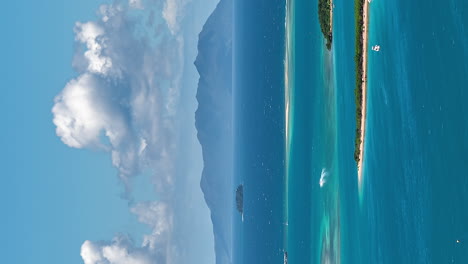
[53,0,184,188]
[163,0,191,35]
[81,201,174,264]
[52,0,197,263]
[81,238,155,264]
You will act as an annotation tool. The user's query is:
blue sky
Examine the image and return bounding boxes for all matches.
[1,0,218,263]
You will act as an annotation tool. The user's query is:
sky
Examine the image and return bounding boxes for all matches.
[0,0,218,263]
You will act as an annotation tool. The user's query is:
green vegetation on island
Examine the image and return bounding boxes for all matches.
[236,184,243,214]
[318,0,333,50]
[354,0,365,163]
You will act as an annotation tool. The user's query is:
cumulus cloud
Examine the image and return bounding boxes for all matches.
[52,74,127,148]
[53,0,185,185]
[52,0,195,263]
[81,238,154,264]
[131,202,173,250]
[81,202,174,264]
[74,22,114,75]
[163,0,191,35]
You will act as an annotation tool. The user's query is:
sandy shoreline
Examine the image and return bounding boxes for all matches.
[357,0,369,188]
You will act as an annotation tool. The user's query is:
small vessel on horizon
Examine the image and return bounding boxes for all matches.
[372,45,381,51]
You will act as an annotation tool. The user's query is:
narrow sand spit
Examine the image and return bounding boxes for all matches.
[357,0,369,189]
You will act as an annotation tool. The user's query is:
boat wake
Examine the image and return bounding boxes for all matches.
[319,168,329,188]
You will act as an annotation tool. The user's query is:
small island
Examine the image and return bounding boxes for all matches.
[236,184,243,214]
[354,0,369,185]
[318,0,333,50]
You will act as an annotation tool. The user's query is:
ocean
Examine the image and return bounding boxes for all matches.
[286,0,339,261]
[233,0,287,263]
[363,0,468,262]
[233,0,468,262]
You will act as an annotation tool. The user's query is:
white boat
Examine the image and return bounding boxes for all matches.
[371,45,380,51]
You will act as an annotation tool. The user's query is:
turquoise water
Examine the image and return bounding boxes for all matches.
[287,0,468,262]
[233,0,468,262]
[363,0,468,262]
[286,0,352,262]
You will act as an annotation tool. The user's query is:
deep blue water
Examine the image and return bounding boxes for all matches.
[233,0,286,263]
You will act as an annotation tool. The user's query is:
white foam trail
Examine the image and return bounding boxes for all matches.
[319,168,329,188]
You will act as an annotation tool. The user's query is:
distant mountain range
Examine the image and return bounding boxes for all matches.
[194,0,233,263]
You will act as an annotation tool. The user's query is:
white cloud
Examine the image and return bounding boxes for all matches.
[131,202,168,228]
[129,0,144,9]
[81,238,154,264]
[52,0,208,263]
[52,74,127,148]
[75,22,114,75]
[81,241,105,264]
[99,4,122,23]
[53,1,185,183]
[162,0,192,35]
[80,202,173,264]
[131,201,173,249]
[162,0,179,34]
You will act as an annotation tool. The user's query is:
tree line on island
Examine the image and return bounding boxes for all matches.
[354,0,365,163]
[318,0,332,50]
[318,0,365,163]
[236,184,243,214]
